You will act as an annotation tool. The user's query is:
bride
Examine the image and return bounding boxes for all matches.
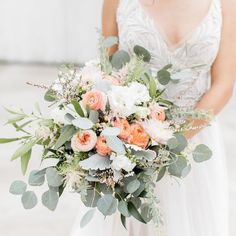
[71,0,236,235]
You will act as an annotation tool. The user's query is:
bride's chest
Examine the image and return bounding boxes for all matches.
[117,0,222,71]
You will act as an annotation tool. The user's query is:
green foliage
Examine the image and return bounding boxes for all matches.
[106,136,126,155]
[82,189,100,208]
[118,201,130,217]
[133,45,151,62]
[46,167,63,187]
[0,138,22,144]
[171,134,188,153]
[97,194,117,216]
[127,202,146,224]
[102,36,118,48]
[21,149,32,175]
[44,89,57,102]
[168,156,188,178]
[72,117,94,130]
[111,50,130,70]
[9,180,27,195]
[126,179,141,194]
[42,189,59,211]
[156,166,166,182]
[11,139,38,161]
[28,170,46,186]
[80,208,96,228]
[193,144,213,162]
[54,125,76,149]
[71,100,85,117]
[157,67,171,85]
[21,191,38,209]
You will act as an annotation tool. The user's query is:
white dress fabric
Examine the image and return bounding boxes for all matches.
[70,0,229,235]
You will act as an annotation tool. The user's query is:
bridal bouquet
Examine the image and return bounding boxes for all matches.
[1,36,213,228]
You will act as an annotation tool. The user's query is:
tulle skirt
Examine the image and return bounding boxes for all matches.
[70,120,229,236]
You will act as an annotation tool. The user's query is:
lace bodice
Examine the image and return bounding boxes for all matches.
[117,0,222,107]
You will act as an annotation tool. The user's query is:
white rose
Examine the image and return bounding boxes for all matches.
[136,106,150,119]
[142,119,174,145]
[111,154,136,172]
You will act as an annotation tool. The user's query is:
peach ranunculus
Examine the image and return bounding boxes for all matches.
[128,123,150,149]
[82,89,107,111]
[95,136,111,156]
[71,130,97,152]
[113,117,131,140]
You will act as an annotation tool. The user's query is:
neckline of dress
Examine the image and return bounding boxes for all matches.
[136,0,217,54]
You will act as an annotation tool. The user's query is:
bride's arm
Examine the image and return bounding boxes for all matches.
[185,0,236,138]
[102,0,119,54]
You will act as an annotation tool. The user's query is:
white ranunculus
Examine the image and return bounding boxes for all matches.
[142,119,174,145]
[108,82,150,117]
[111,154,136,172]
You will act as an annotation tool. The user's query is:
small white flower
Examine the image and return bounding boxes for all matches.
[142,119,174,145]
[35,126,51,140]
[136,106,150,119]
[111,154,136,172]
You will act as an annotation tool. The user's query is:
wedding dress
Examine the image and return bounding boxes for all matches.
[70,0,229,235]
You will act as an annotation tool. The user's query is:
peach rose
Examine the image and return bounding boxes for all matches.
[149,104,166,121]
[128,123,150,149]
[95,136,111,156]
[113,117,131,140]
[71,130,97,152]
[82,89,106,111]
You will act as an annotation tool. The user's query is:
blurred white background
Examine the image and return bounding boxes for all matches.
[0,1,235,236]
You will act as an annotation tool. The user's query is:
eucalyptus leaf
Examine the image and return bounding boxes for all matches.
[103,36,118,48]
[132,149,156,161]
[156,166,166,182]
[42,190,59,211]
[29,170,45,186]
[157,69,171,85]
[9,180,27,195]
[11,139,38,161]
[97,194,117,216]
[102,127,120,136]
[80,208,96,228]
[182,164,192,178]
[167,137,179,150]
[171,134,188,153]
[64,113,75,123]
[141,204,152,223]
[127,202,146,223]
[54,125,76,149]
[106,136,126,154]
[21,191,38,209]
[21,149,32,175]
[118,201,130,217]
[79,154,111,171]
[71,100,85,117]
[126,179,141,194]
[44,89,57,102]
[168,156,188,178]
[193,144,212,163]
[89,111,99,123]
[120,214,127,229]
[72,117,94,130]
[133,45,151,62]
[111,50,130,70]
[82,189,100,208]
[46,167,63,187]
